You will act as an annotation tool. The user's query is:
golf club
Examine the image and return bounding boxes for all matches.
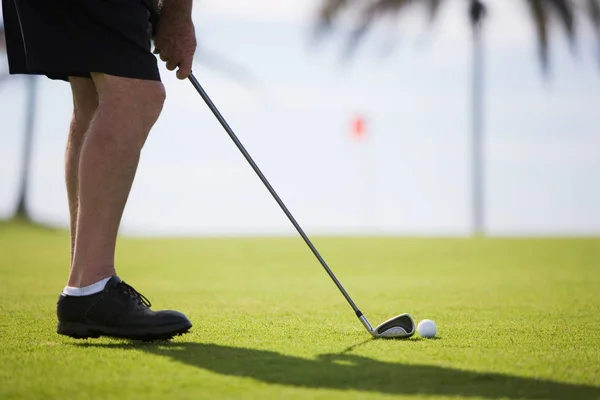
[187,72,415,339]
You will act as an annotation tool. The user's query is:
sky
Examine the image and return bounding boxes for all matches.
[0,0,599,236]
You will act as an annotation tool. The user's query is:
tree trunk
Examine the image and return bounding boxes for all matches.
[471,20,485,236]
[15,75,38,220]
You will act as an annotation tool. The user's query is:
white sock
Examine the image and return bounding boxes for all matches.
[62,276,112,297]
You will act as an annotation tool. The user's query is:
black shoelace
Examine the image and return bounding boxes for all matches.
[119,281,152,307]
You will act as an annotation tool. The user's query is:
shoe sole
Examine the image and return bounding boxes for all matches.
[57,321,192,342]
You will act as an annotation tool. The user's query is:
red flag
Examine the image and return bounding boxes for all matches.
[351,115,366,141]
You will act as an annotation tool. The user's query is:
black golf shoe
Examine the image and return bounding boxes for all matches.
[57,275,192,341]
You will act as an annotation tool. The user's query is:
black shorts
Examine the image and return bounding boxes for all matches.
[2,0,160,82]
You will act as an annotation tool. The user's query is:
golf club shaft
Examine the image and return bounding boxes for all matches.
[188,72,366,321]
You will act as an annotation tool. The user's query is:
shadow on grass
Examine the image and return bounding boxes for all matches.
[77,342,599,399]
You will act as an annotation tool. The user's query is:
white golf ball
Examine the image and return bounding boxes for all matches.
[417,319,437,338]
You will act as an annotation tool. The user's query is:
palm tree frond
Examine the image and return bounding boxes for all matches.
[547,0,576,42]
[426,0,444,22]
[587,0,600,34]
[315,0,352,37]
[354,0,434,57]
[370,0,413,14]
[586,0,600,68]
[527,0,550,69]
[469,0,486,27]
[193,46,260,88]
[342,0,412,57]
[315,0,597,71]
[342,2,380,57]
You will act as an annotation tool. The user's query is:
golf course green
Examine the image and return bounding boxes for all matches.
[1,220,599,399]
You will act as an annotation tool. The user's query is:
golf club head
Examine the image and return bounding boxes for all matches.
[373,313,415,339]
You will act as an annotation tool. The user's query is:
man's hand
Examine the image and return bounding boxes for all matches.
[153,0,196,79]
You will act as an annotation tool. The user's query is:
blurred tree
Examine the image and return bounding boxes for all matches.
[0,25,8,86]
[0,20,37,221]
[0,20,8,85]
[314,0,600,236]
[14,76,38,221]
[0,22,4,51]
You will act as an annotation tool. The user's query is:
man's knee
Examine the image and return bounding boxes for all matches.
[92,73,166,132]
[69,77,99,131]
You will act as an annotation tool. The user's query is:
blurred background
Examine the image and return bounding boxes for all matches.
[1,0,599,237]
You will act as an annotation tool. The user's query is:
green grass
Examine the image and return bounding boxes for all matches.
[1,220,599,400]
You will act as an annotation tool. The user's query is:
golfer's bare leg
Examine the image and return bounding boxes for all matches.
[67,74,165,287]
[66,77,98,262]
